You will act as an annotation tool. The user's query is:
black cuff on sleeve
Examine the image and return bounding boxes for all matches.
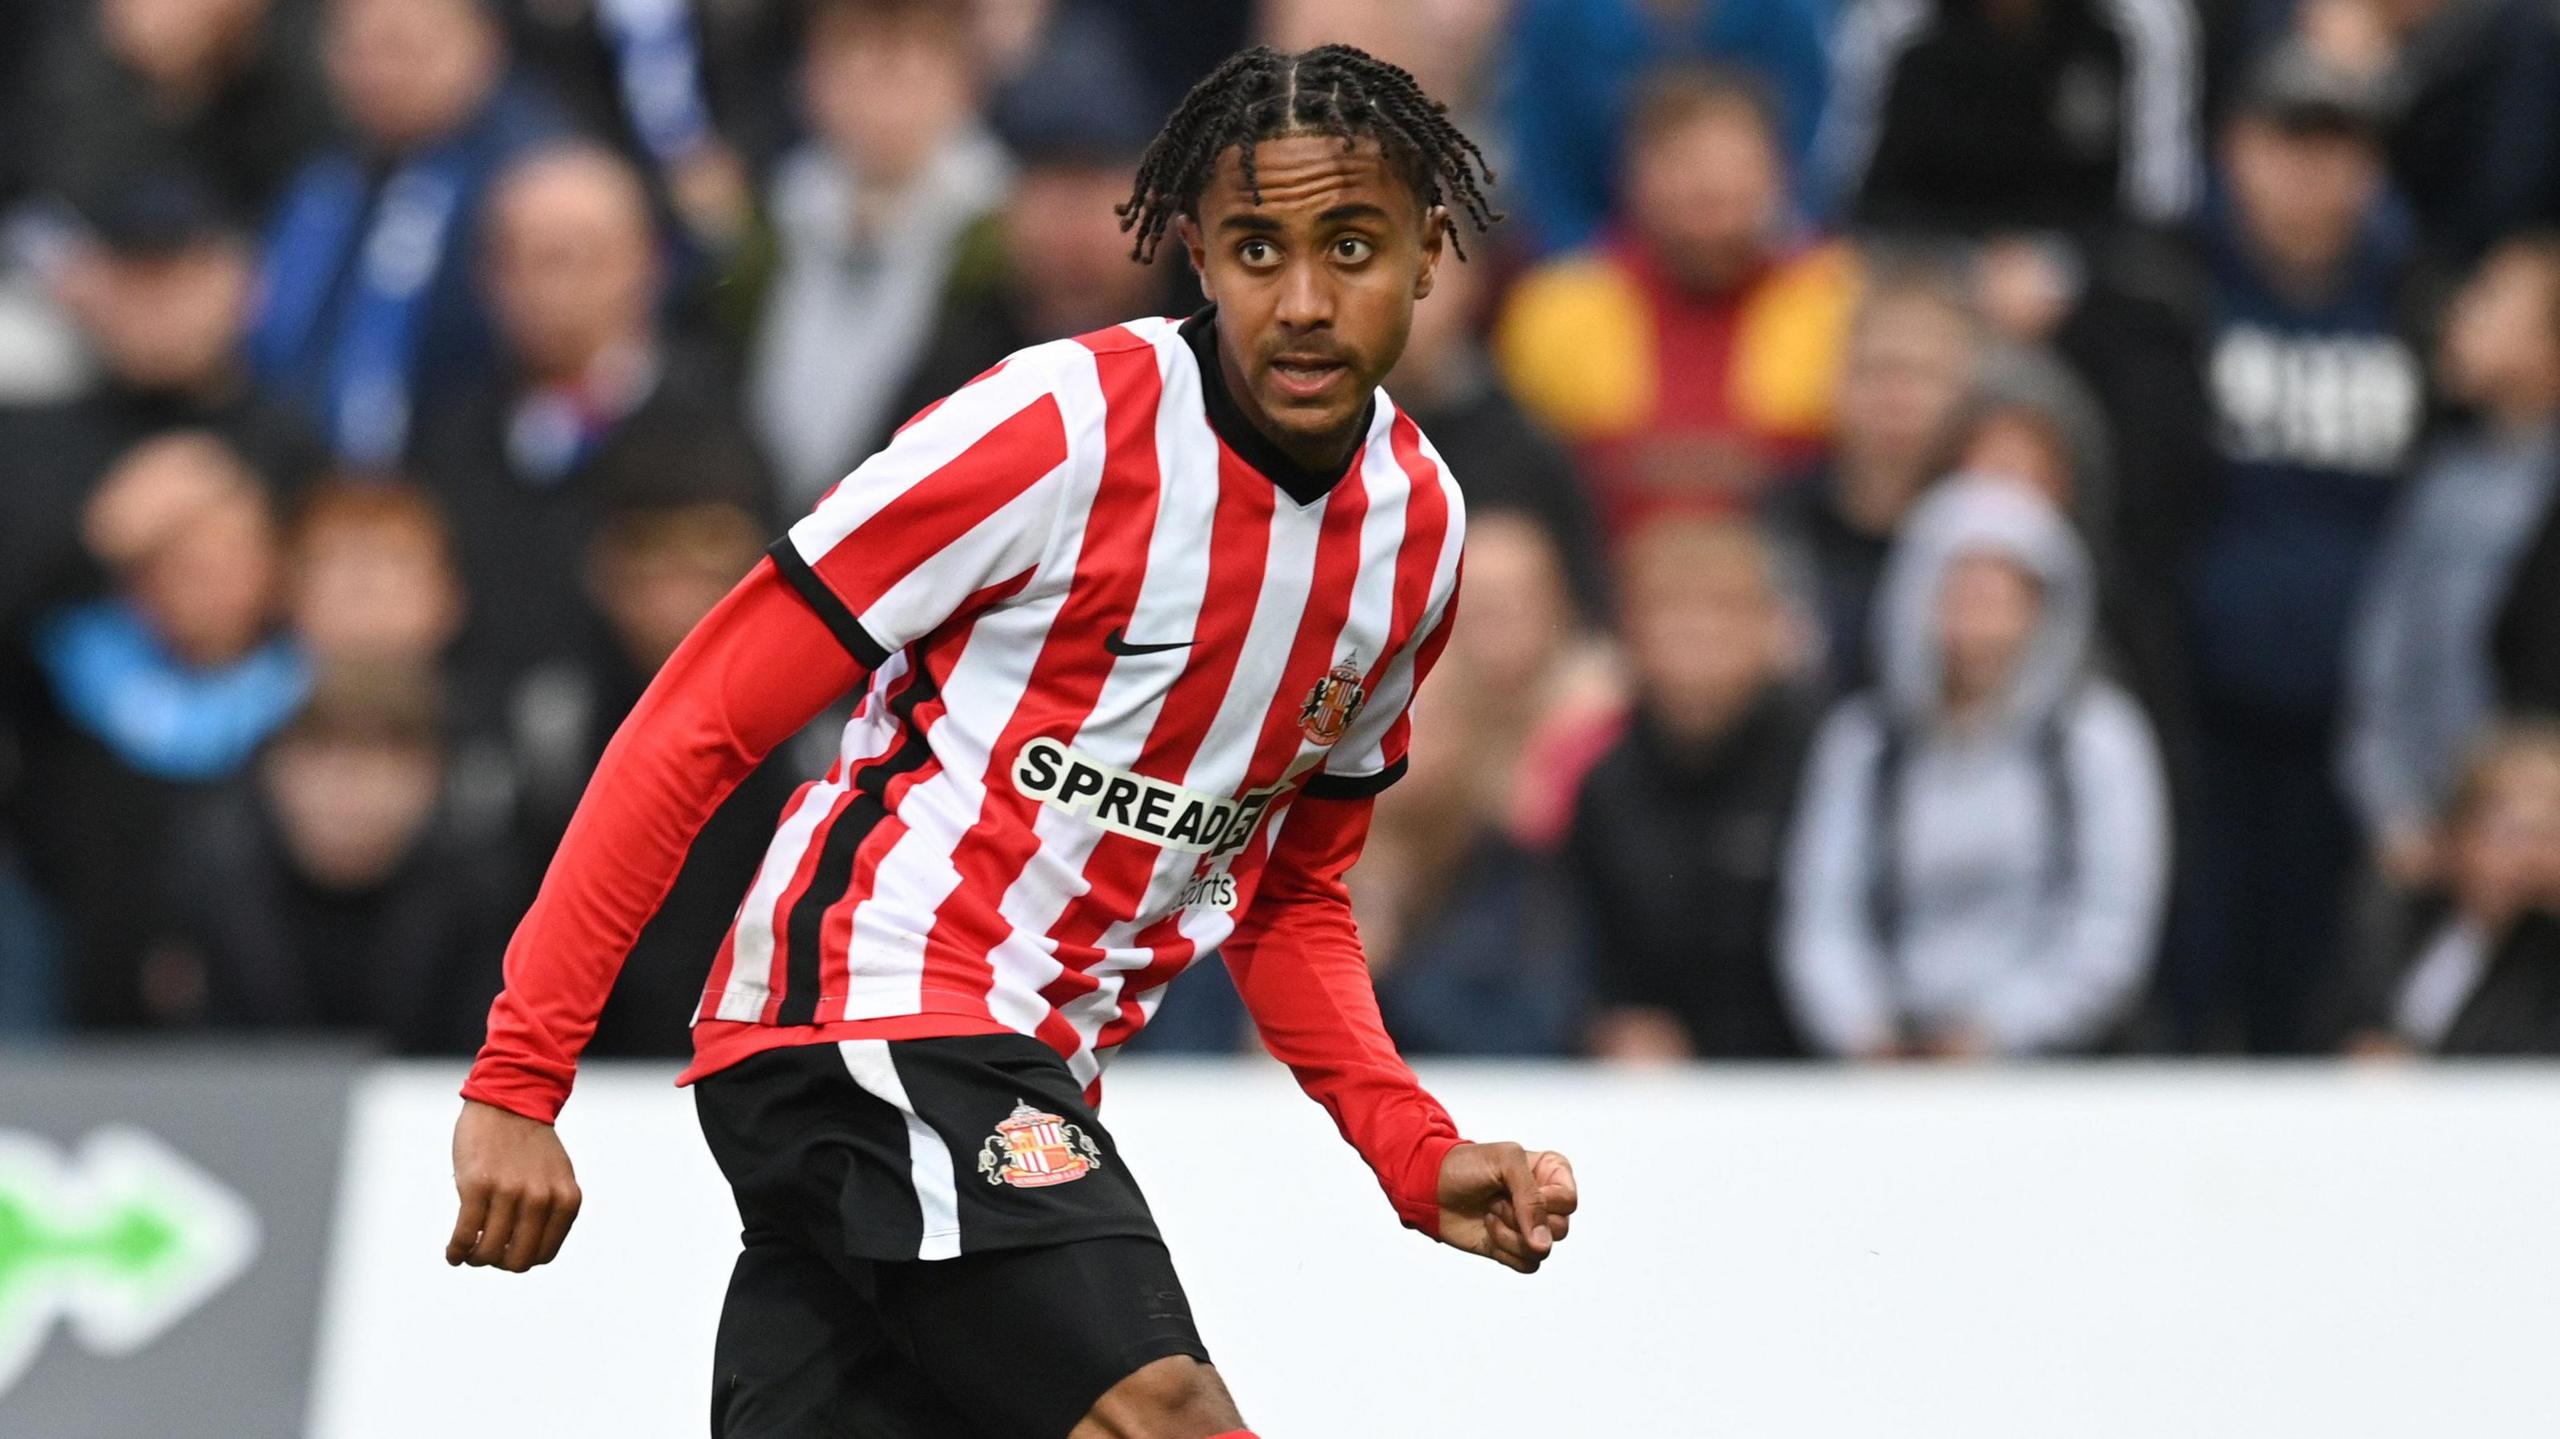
[766,537,891,670]
[1301,756,1408,800]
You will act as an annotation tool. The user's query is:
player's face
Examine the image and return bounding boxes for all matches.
[1182,134,1445,468]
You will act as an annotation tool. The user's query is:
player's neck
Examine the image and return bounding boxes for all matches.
[1181,307,1371,505]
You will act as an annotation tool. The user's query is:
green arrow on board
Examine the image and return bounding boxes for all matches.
[0,1127,260,1397]
[0,1192,183,1290]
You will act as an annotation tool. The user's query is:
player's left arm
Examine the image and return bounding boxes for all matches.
[1223,535,1576,1273]
[1223,794,1578,1274]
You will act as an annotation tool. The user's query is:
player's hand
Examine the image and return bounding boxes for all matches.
[1434,1141,1576,1274]
[447,1099,582,1272]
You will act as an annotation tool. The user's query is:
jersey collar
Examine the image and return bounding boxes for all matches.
[1179,306,1374,506]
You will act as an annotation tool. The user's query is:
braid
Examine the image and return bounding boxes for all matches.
[1117,44,1501,263]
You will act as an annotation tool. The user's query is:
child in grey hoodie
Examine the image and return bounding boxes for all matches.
[1780,477,2171,1057]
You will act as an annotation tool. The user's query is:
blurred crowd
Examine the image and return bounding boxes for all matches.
[7,0,2560,1065]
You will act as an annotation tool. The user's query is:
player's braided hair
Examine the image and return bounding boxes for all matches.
[1116,44,1501,264]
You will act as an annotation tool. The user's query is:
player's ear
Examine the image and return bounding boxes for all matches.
[1176,214,1211,301]
[1412,205,1448,302]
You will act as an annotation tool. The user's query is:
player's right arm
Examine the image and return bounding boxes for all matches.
[448,560,864,1270]
[448,351,1078,1272]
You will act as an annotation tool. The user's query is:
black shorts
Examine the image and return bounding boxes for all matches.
[693,1035,1209,1438]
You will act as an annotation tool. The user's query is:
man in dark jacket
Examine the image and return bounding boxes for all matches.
[2172,46,2429,1051]
[409,142,771,697]
[1569,517,1816,1059]
[160,662,512,1053]
[1823,0,2201,238]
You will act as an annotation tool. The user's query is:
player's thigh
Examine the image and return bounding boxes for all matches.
[1071,1355,1243,1439]
[710,1230,988,1439]
[883,1234,1218,1438]
[709,1230,873,1439]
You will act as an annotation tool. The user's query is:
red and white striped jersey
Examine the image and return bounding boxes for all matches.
[697,312,1464,1088]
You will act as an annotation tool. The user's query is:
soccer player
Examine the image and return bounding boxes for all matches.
[446,43,1579,1438]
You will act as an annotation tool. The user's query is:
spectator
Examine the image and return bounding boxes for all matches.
[1367,684,1592,1058]
[2172,42,2428,1052]
[15,433,310,1027]
[529,502,801,1056]
[1498,67,1856,534]
[880,45,1177,445]
[500,0,797,252]
[1948,343,2187,729]
[410,143,770,693]
[278,479,526,847]
[1501,0,1831,254]
[247,0,568,465]
[31,0,331,225]
[1820,0,2202,237]
[284,482,468,676]
[2348,237,2560,884]
[747,0,1009,508]
[1780,477,2171,1058]
[1763,264,1986,696]
[1430,509,1622,847]
[2298,0,2560,265]
[1949,346,2113,527]
[2339,722,2560,1055]
[1386,245,1608,616]
[1363,513,1600,1056]
[156,661,512,1052]
[1,176,320,635]
[1568,517,1816,1060]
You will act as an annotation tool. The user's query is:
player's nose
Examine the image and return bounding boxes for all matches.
[1273,258,1334,330]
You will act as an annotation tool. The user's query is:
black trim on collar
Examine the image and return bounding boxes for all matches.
[1179,306,1372,506]
[1302,756,1409,799]
[766,538,891,670]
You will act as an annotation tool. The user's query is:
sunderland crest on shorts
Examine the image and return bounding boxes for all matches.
[977,1100,1104,1188]
[1298,657,1367,746]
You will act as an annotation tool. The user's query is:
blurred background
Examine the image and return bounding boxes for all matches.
[13,0,2560,1069]
[12,0,2560,1432]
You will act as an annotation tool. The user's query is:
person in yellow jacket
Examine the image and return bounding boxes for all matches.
[1498,67,1856,538]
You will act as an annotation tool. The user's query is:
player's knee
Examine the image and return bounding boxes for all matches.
[1072,1355,1241,1439]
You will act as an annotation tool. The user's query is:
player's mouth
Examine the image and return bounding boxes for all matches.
[1265,354,1350,401]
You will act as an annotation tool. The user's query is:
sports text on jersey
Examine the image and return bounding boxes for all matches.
[1013,737,1284,857]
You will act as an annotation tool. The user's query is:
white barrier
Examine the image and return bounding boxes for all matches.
[310,1061,2560,1438]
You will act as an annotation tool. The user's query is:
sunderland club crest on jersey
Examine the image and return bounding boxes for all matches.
[977,1100,1104,1188]
[1298,657,1367,746]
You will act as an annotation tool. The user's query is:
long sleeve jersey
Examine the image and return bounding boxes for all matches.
[465,313,1468,1230]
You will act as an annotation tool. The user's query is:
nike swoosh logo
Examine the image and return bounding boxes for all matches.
[1103,627,1195,657]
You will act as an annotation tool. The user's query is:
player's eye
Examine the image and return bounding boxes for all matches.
[1332,236,1375,263]
[1237,239,1278,267]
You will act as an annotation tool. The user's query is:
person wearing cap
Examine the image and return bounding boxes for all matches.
[2294,0,2560,265]
[0,172,322,648]
[2168,41,2430,1054]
